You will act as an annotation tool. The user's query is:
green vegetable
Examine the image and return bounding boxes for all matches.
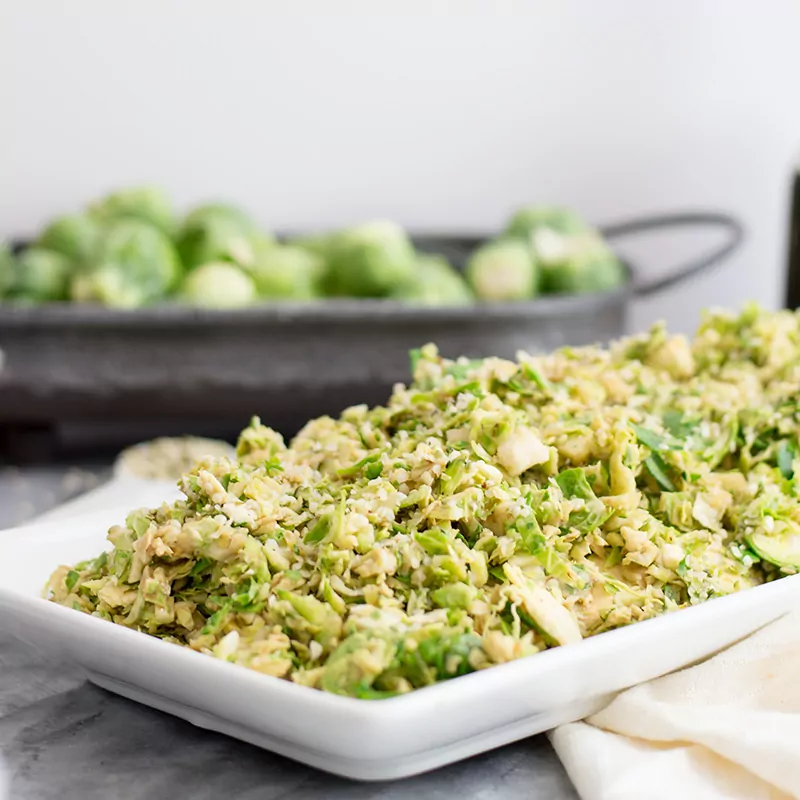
[391,255,473,306]
[201,603,232,635]
[505,204,627,296]
[325,220,417,297]
[662,410,694,439]
[777,440,797,480]
[0,242,15,297]
[504,206,590,242]
[177,204,267,270]
[65,570,80,592]
[14,247,73,301]
[540,240,625,295]
[513,516,544,551]
[90,186,174,234]
[465,239,537,301]
[125,509,151,537]
[277,590,341,646]
[72,219,181,307]
[509,571,582,646]
[320,633,396,695]
[555,468,596,501]
[439,457,468,495]
[235,416,286,464]
[49,305,795,698]
[746,523,800,569]
[414,630,482,679]
[365,462,383,479]
[644,454,677,492]
[18,186,637,307]
[304,514,332,544]
[658,493,695,530]
[522,363,551,391]
[632,426,679,491]
[431,582,476,609]
[250,245,323,300]
[70,265,142,308]
[633,425,682,452]
[37,213,100,264]
[414,527,452,556]
[556,468,612,532]
[409,348,424,375]
[177,262,257,309]
[337,452,382,478]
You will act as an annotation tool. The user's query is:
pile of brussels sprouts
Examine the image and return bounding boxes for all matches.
[468,207,626,300]
[0,187,625,309]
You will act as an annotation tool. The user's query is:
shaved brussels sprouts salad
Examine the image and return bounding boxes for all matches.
[47,306,800,697]
[2,186,624,308]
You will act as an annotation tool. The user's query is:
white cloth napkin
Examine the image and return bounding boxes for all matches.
[550,610,800,800]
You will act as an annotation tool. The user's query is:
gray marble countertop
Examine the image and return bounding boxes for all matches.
[0,465,578,800]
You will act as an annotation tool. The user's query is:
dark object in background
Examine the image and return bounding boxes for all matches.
[786,170,800,310]
[0,212,741,463]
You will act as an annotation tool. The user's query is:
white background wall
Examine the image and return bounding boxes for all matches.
[2,0,800,333]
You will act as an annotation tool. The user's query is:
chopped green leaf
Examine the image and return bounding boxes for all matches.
[414,528,451,556]
[304,514,332,544]
[201,602,232,635]
[409,348,423,375]
[446,359,484,381]
[522,362,551,391]
[605,546,623,567]
[337,452,382,478]
[633,425,680,452]
[556,468,596,501]
[190,557,213,576]
[644,453,677,492]
[556,468,612,533]
[778,439,796,479]
[662,410,693,439]
[663,584,681,604]
[365,462,383,480]
[439,457,467,496]
[65,570,80,592]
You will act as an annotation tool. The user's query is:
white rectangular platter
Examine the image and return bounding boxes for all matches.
[0,505,798,781]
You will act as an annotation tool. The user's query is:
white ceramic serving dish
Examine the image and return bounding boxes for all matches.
[0,505,798,781]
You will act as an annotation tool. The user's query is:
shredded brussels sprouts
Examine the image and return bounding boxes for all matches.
[47,306,800,697]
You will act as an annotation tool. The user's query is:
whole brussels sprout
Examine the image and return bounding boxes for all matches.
[71,264,148,308]
[37,213,100,264]
[177,204,270,270]
[0,242,16,298]
[90,186,174,235]
[505,205,625,295]
[392,254,473,306]
[250,245,323,300]
[72,218,181,307]
[540,240,626,294]
[505,206,590,242]
[178,262,257,308]
[465,239,538,301]
[14,247,73,301]
[326,220,417,297]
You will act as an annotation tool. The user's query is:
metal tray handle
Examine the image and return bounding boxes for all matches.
[600,211,744,298]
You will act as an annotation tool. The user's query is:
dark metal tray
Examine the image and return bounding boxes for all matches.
[0,213,742,460]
